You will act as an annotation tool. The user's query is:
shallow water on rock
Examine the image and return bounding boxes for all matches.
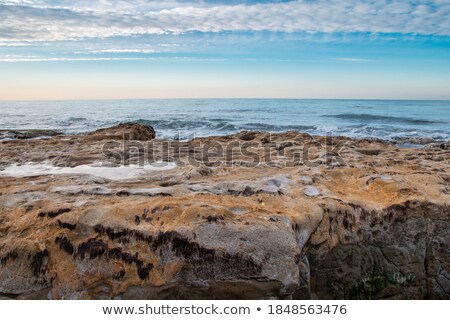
[0,162,177,180]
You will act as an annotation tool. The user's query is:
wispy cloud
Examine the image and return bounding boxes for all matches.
[0,42,32,46]
[0,0,449,43]
[333,58,373,62]
[84,49,158,54]
[0,55,253,62]
[0,57,146,62]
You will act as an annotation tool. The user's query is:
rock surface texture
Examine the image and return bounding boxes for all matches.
[0,124,449,300]
[84,122,156,141]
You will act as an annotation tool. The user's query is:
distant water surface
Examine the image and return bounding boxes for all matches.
[0,99,448,141]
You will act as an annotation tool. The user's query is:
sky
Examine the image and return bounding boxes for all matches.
[0,0,450,100]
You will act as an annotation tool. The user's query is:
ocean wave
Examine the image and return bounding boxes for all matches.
[239,123,316,131]
[67,117,87,122]
[2,100,448,142]
[0,114,26,118]
[217,108,278,113]
[323,113,444,125]
[134,119,236,132]
[205,118,234,122]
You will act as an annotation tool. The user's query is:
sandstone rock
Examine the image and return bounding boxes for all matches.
[395,137,438,145]
[51,186,113,196]
[299,176,313,185]
[0,127,449,300]
[117,187,175,197]
[0,129,61,140]
[0,245,52,295]
[197,166,213,176]
[84,122,156,141]
[425,142,450,150]
[239,131,260,141]
[304,186,321,197]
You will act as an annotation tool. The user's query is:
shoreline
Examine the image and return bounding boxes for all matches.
[0,123,449,300]
[0,125,448,148]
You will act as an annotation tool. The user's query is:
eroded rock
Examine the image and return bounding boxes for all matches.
[84,122,156,141]
[0,126,449,300]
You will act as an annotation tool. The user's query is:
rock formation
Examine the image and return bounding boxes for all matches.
[0,125,448,299]
[0,129,61,140]
[84,122,156,141]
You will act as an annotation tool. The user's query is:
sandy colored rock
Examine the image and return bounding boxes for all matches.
[0,127,449,299]
[84,122,156,141]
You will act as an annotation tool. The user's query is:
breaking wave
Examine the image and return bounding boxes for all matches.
[323,113,444,125]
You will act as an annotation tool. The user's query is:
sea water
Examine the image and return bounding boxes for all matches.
[0,99,448,141]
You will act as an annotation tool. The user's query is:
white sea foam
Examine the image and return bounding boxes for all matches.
[0,162,177,181]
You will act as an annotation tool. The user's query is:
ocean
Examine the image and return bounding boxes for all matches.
[0,99,449,142]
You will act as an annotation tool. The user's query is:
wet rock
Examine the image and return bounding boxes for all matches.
[84,122,156,141]
[0,129,61,140]
[425,142,450,150]
[239,131,260,141]
[395,137,438,145]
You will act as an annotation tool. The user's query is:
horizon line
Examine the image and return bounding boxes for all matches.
[1,98,450,102]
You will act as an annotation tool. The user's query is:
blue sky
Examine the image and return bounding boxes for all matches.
[0,0,450,100]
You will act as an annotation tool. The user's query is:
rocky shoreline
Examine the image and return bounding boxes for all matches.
[0,123,449,299]
[0,129,61,141]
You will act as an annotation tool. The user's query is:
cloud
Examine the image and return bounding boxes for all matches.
[0,42,32,46]
[85,49,158,54]
[0,0,449,43]
[333,58,373,62]
[0,55,240,62]
[0,57,146,62]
